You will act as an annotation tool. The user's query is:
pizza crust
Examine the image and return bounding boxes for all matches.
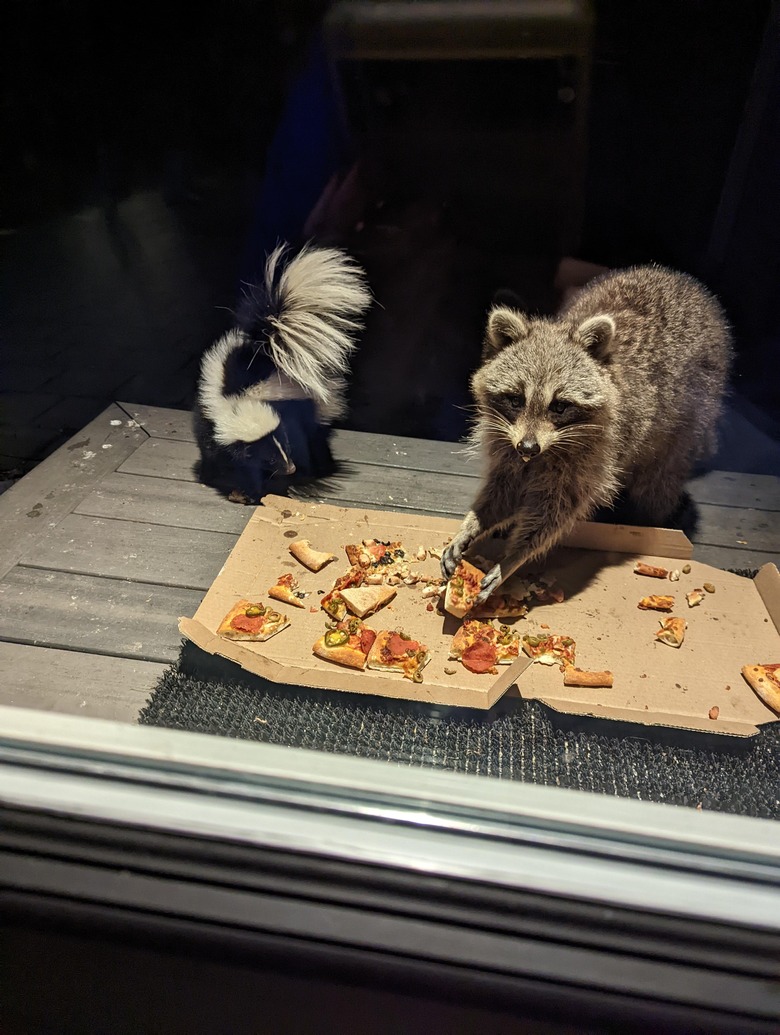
[312,636,367,670]
[289,539,337,572]
[563,667,614,688]
[741,663,780,715]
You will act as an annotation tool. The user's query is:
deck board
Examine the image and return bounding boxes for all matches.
[0,566,200,664]
[75,472,252,533]
[0,404,147,579]
[20,513,237,590]
[0,642,161,721]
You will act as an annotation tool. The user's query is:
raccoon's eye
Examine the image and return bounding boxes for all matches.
[504,393,525,410]
[549,399,570,414]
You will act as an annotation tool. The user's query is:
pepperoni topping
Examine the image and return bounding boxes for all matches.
[360,627,377,655]
[387,632,419,657]
[462,640,497,674]
[369,543,387,561]
[231,614,264,633]
[278,573,294,588]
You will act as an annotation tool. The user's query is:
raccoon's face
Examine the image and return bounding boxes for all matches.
[471,308,617,462]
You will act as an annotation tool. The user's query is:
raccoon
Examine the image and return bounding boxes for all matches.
[441,265,733,602]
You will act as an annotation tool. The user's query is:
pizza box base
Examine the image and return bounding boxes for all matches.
[179,495,780,737]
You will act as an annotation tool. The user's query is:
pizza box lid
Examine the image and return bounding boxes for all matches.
[179,494,780,737]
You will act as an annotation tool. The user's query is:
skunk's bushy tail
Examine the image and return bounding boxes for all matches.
[238,242,372,421]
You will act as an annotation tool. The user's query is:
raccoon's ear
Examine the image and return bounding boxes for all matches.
[484,307,529,359]
[577,315,615,362]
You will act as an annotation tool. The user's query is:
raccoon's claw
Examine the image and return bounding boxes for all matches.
[475,564,503,604]
[441,542,462,579]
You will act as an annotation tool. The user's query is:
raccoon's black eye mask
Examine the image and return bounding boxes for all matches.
[501,393,525,410]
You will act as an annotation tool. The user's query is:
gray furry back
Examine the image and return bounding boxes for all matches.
[560,265,733,464]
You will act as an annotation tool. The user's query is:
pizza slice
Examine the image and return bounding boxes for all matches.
[321,566,365,621]
[637,595,675,612]
[366,629,430,682]
[217,600,290,642]
[339,583,397,619]
[444,559,486,618]
[268,572,306,608]
[522,633,576,671]
[449,619,521,674]
[655,616,687,648]
[289,539,337,573]
[345,539,406,569]
[741,663,780,715]
[312,617,377,671]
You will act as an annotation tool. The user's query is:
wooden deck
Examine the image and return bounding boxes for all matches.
[0,402,778,723]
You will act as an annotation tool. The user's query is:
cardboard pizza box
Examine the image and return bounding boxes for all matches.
[179,495,780,737]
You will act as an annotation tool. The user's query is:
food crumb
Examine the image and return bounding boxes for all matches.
[640,673,647,679]
[644,704,649,710]
[709,706,720,720]
[309,607,318,613]
[703,582,716,594]
[675,682,681,688]
[426,603,434,612]
[444,667,457,676]
[682,563,692,574]
[540,623,550,629]
[725,685,731,691]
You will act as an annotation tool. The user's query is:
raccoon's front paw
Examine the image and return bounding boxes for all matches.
[441,538,466,579]
[475,564,504,604]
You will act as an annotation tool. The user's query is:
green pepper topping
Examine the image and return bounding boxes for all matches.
[324,629,349,647]
[245,605,264,617]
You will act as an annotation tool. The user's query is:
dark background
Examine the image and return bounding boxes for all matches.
[2,0,778,462]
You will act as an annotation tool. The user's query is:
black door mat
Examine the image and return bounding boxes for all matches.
[139,633,780,820]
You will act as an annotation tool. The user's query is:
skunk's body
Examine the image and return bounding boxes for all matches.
[194,244,371,501]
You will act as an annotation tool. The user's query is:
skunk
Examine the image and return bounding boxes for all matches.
[194,243,371,502]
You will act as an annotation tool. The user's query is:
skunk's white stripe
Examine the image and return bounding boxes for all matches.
[198,330,280,446]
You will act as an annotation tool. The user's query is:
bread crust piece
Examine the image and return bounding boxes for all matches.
[634,561,669,578]
[637,595,674,612]
[289,539,337,572]
[339,584,397,619]
[216,600,290,641]
[563,666,614,688]
[655,616,686,647]
[444,560,486,618]
[741,663,780,715]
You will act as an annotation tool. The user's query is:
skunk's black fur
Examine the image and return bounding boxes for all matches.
[193,243,371,502]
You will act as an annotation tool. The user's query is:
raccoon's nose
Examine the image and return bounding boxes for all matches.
[517,439,540,461]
